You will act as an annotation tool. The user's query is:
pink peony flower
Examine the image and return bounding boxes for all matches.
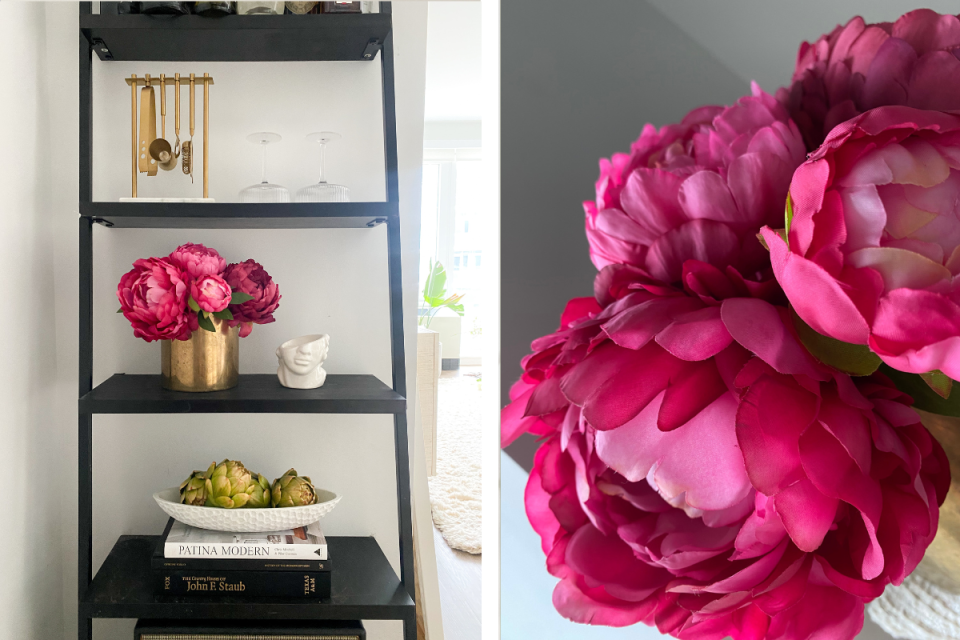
[190,274,232,314]
[585,85,806,289]
[222,259,280,338]
[116,257,192,342]
[762,106,960,379]
[503,276,949,639]
[168,243,227,281]
[778,10,960,150]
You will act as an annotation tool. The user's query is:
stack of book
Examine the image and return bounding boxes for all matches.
[153,518,332,598]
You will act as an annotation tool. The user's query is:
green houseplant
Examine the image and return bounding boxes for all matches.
[418,259,464,329]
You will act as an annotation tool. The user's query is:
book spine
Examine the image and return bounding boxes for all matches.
[164,543,328,560]
[152,557,330,572]
[156,570,331,598]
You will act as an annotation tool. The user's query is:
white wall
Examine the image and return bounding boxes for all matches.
[0,4,68,640]
[0,3,427,640]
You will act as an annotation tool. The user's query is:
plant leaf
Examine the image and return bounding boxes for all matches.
[213,308,234,321]
[790,308,881,376]
[784,192,794,236]
[920,370,953,400]
[230,291,254,305]
[881,365,960,417]
[423,259,448,301]
[197,312,215,333]
[187,295,201,313]
[117,307,123,313]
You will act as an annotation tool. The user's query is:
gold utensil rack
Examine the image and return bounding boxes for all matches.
[126,73,214,199]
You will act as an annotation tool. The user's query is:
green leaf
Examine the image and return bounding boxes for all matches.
[187,295,201,313]
[790,308,882,376]
[213,308,234,321]
[230,291,254,305]
[920,370,953,400]
[197,312,215,333]
[784,192,794,237]
[117,307,123,313]
[881,365,960,417]
[423,259,448,301]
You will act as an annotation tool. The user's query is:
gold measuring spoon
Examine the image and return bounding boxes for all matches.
[149,73,177,171]
[138,74,158,176]
[173,73,181,159]
[182,73,195,183]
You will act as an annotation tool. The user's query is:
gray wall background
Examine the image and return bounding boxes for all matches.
[500,0,747,468]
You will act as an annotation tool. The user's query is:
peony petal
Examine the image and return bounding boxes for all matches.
[657,360,728,432]
[655,307,734,362]
[877,183,938,240]
[620,168,687,241]
[909,50,960,110]
[721,297,827,379]
[602,296,702,351]
[646,220,741,284]
[847,246,951,291]
[765,583,864,640]
[773,478,839,552]
[861,37,915,108]
[677,170,741,224]
[764,228,871,345]
[565,525,670,601]
[838,185,886,251]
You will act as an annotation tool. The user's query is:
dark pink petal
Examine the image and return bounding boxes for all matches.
[763,228,871,345]
[861,37,916,108]
[765,583,863,640]
[655,307,734,362]
[657,360,728,432]
[728,152,794,229]
[733,492,788,560]
[602,296,703,350]
[552,577,658,627]
[892,9,960,54]
[525,376,569,417]
[565,525,671,601]
[646,220,741,284]
[721,297,827,379]
[774,479,839,552]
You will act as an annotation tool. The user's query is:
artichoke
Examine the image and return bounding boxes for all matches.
[271,468,319,507]
[206,459,267,509]
[246,472,272,509]
[179,462,216,506]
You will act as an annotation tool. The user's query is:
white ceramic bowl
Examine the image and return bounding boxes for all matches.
[153,486,341,532]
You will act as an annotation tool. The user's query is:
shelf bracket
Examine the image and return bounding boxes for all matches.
[362,39,381,61]
[91,38,114,61]
[91,217,115,228]
[366,217,387,227]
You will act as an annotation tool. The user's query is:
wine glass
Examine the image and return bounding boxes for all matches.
[296,132,350,203]
[239,132,290,203]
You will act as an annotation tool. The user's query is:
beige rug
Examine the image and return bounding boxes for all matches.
[428,370,482,554]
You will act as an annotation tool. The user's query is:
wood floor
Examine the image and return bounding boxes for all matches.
[433,523,481,640]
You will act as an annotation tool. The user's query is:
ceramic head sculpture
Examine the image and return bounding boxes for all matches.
[276,334,330,389]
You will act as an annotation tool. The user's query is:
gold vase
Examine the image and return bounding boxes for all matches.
[161,316,239,392]
[918,410,960,591]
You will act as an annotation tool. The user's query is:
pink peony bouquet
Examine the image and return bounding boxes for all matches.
[504,8,960,640]
[117,243,280,342]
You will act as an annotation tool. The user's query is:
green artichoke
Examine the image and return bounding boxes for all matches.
[246,472,272,508]
[206,459,267,509]
[179,462,216,506]
[271,468,319,507]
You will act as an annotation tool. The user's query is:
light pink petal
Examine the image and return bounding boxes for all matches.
[646,220,741,284]
[787,160,831,255]
[848,246,952,291]
[596,391,752,512]
[838,185,886,251]
[552,577,657,627]
[877,183,938,240]
[678,170,740,224]
[655,307,734,362]
[733,492,788,560]
[620,168,687,240]
[764,228,871,344]
[721,296,827,379]
[728,152,794,230]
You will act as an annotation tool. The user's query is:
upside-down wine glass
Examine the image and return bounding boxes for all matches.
[239,132,290,203]
[296,132,350,202]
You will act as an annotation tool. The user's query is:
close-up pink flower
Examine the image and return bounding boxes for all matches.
[189,274,232,314]
[778,9,960,151]
[116,257,192,342]
[167,242,227,281]
[503,283,949,640]
[222,259,281,337]
[762,106,960,379]
[584,85,806,289]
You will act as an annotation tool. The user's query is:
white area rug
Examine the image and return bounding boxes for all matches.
[428,371,482,554]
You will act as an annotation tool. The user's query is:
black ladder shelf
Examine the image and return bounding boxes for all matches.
[77,5,414,639]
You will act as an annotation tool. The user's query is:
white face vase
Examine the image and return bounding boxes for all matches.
[276,334,330,389]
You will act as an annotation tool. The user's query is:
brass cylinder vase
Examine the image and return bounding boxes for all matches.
[161,317,239,392]
[917,410,960,591]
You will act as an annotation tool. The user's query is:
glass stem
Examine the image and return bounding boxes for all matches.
[317,141,327,184]
[260,142,268,184]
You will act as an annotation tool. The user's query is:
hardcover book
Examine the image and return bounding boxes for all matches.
[134,618,364,639]
[155,568,332,598]
[163,519,328,560]
[153,519,331,571]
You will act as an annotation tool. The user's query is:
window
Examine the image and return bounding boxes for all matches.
[419,147,483,360]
